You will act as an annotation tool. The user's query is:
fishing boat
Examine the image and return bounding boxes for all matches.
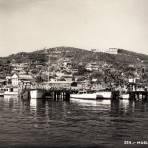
[70,90,97,100]
[70,89,112,100]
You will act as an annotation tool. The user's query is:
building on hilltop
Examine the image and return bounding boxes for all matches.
[91,48,118,54]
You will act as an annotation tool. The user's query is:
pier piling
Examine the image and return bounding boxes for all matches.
[29,87,71,101]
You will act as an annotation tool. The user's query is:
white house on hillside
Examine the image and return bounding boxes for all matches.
[11,73,19,86]
[9,73,34,87]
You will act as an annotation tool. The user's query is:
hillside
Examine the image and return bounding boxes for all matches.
[0,47,148,83]
[1,47,148,65]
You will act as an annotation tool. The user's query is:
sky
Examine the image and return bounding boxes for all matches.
[0,0,148,56]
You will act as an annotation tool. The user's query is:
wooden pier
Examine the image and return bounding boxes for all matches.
[20,89,148,101]
[20,86,78,101]
[128,91,148,101]
[19,82,148,101]
[43,89,71,101]
[127,82,148,101]
[111,90,148,101]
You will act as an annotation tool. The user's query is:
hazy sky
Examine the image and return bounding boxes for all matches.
[0,0,148,56]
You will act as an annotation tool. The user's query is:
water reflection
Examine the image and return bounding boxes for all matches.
[1,97,148,119]
[30,99,37,111]
[70,98,135,114]
[70,98,111,106]
[0,97,19,111]
[1,97,148,120]
[0,97,148,147]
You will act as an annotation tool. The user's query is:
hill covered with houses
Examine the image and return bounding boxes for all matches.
[0,46,148,89]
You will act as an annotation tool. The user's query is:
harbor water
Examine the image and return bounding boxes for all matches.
[0,97,148,148]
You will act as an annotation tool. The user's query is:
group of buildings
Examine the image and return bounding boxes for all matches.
[0,47,146,92]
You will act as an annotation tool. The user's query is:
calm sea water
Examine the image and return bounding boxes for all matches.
[0,97,148,148]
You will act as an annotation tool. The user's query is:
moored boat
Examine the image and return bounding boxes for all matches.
[3,86,19,98]
[70,90,97,100]
[70,89,112,100]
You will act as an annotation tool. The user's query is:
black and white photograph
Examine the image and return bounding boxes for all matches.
[0,0,148,148]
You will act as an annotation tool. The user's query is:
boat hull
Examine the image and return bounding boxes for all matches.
[70,93,97,100]
[70,91,112,100]
[4,92,18,98]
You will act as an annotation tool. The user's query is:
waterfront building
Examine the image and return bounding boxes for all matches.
[7,73,34,87]
[11,73,19,86]
[61,74,73,82]
[19,74,34,87]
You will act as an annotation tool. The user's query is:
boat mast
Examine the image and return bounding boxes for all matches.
[48,54,50,83]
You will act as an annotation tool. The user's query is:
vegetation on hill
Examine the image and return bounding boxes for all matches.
[0,47,148,85]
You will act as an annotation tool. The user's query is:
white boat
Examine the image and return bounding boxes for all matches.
[4,86,19,98]
[70,89,113,100]
[70,90,97,100]
[30,89,44,99]
[96,90,112,99]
